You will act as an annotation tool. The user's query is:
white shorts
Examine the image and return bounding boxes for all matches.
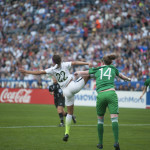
[63,77,85,106]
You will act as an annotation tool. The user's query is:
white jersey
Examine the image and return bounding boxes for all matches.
[45,62,73,89]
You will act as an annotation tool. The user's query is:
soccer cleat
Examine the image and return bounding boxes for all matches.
[58,123,65,127]
[114,143,120,150]
[63,134,69,142]
[97,144,103,149]
[72,115,76,124]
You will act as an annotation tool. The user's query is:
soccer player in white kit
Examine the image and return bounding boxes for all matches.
[19,54,91,141]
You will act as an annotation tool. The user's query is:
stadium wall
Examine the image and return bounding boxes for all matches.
[0,88,149,109]
[0,79,144,90]
[0,80,53,88]
[0,88,54,105]
[74,90,146,109]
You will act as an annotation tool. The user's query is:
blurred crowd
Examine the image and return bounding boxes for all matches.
[0,0,150,90]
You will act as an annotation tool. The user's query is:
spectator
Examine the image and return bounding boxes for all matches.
[135,83,141,91]
[118,85,124,91]
[0,0,149,91]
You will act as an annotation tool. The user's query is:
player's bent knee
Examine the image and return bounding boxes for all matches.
[98,116,104,119]
[110,114,118,118]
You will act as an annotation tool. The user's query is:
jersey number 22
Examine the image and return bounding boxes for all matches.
[56,71,68,82]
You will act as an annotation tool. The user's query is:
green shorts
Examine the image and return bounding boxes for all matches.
[96,90,119,116]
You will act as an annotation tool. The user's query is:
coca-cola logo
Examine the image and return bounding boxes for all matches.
[0,89,32,103]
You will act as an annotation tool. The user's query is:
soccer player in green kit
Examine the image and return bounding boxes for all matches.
[75,54,131,150]
[140,78,150,99]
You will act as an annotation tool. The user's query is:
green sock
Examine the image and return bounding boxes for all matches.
[97,123,104,145]
[111,118,119,143]
[65,114,72,135]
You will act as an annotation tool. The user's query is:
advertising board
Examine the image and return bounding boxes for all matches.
[74,90,146,109]
[0,88,54,105]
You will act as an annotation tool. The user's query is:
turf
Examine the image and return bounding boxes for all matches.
[0,103,150,150]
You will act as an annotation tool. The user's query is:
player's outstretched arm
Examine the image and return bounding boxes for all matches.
[118,73,131,81]
[140,86,147,99]
[74,70,89,77]
[19,68,46,75]
[71,61,92,67]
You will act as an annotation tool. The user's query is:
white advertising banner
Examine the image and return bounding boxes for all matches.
[74,90,146,109]
[74,90,97,106]
[117,91,146,109]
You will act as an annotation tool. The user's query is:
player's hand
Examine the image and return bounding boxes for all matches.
[127,78,131,81]
[139,95,143,99]
[89,63,93,68]
[50,92,54,95]
[19,68,26,74]
[74,71,79,76]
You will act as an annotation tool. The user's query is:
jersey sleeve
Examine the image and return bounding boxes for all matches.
[63,62,72,70]
[89,67,100,74]
[115,68,119,76]
[144,79,150,86]
[110,65,119,76]
[45,67,53,74]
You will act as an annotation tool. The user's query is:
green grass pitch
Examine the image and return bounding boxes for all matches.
[0,103,150,150]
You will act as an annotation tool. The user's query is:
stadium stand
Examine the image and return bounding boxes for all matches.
[0,0,150,90]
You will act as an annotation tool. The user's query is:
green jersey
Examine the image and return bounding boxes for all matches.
[89,65,119,93]
[144,79,150,88]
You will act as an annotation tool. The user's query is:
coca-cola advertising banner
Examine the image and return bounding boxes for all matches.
[0,88,54,105]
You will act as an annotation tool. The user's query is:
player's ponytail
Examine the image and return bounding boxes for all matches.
[107,54,116,60]
[103,54,117,65]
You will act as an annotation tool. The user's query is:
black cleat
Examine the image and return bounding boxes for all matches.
[97,144,103,149]
[63,134,69,142]
[114,143,120,150]
[58,123,65,127]
[72,115,76,124]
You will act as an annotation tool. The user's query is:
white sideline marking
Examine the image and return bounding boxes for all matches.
[0,124,150,129]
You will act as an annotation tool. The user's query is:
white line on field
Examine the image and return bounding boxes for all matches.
[0,124,150,129]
